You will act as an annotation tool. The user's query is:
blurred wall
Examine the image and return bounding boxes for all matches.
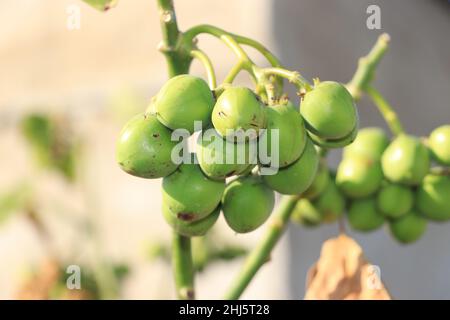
[272,0,450,299]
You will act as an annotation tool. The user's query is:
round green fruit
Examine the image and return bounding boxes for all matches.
[197,129,256,180]
[301,81,358,140]
[428,125,450,166]
[291,198,322,227]
[162,204,220,237]
[222,176,274,233]
[155,75,214,133]
[389,211,427,244]
[343,127,389,160]
[211,87,265,141]
[336,155,383,198]
[347,198,384,232]
[313,181,345,223]
[259,102,306,168]
[381,134,430,185]
[116,113,178,179]
[303,160,330,200]
[262,138,319,195]
[307,123,358,149]
[417,174,450,221]
[377,184,413,219]
[162,163,225,221]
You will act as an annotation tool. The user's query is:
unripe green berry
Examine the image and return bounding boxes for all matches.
[389,211,427,244]
[262,138,319,195]
[377,184,413,219]
[343,127,389,161]
[162,163,225,221]
[303,160,330,200]
[336,155,383,199]
[301,81,358,140]
[116,113,178,179]
[222,176,274,233]
[308,123,358,149]
[155,75,214,133]
[428,125,450,166]
[381,134,430,185]
[259,102,307,168]
[417,174,450,221]
[313,181,345,223]
[212,87,265,141]
[347,198,384,232]
[291,198,322,227]
[162,204,220,237]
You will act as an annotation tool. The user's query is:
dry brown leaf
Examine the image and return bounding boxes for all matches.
[305,234,391,300]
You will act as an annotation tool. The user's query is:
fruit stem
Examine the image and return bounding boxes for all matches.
[172,233,195,299]
[190,49,217,89]
[224,195,300,300]
[347,33,390,101]
[256,67,312,92]
[366,86,405,136]
[156,0,196,300]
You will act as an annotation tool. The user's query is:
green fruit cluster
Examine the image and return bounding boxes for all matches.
[292,126,450,244]
[116,75,359,236]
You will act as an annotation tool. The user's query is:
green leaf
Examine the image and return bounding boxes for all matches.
[82,0,118,11]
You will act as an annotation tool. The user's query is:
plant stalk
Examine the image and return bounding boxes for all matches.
[156,0,195,300]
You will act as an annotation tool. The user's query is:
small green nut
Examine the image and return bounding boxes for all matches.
[197,129,256,180]
[303,160,330,200]
[377,184,413,219]
[162,204,220,237]
[155,75,214,133]
[259,102,307,168]
[428,125,450,166]
[301,81,358,140]
[336,155,383,199]
[347,198,385,232]
[313,181,345,223]
[389,211,427,244]
[343,127,389,161]
[212,87,266,141]
[162,163,225,221]
[222,176,274,233]
[417,174,450,221]
[307,123,358,149]
[381,134,430,186]
[262,138,319,195]
[116,113,178,179]
[291,198,322,227]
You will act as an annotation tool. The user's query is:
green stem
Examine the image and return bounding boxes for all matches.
[172,233,195,299]
[190,49,217,89]
[366,86,404,136]
[224,195,300,300]
[347,33,390,101]
[257,66,312,92]
[156,0,195,300]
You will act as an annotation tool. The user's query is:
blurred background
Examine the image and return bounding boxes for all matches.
[0,0,449,299]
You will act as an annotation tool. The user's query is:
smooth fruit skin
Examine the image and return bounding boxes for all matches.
[428,125,450,165]
[377,184,413,219]
[262,138,319,195]
[222,176,275,233]
[197,130,256,180]
[300,81,358,140]
[116,113,179,179]
[155,75,214,133]
[347,198,384,232]
[417,174,450,221]
[336,155,383,198]
[162,163,225,221]
[389,211,427,244]
[381,134,430,185]
[211,87,265,140]
[307,123,358,149]
[343,127,389,160]
[162,204,220,237]
[260,102,307,168]
[303,160,330,200]
[291,198,322,227]
[313,181,345,223]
